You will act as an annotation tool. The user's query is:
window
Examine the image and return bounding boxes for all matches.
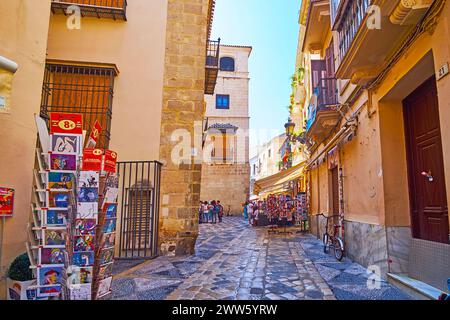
[220,57,235,72]
[216,95,230,109]
[210,134,234,164]
[268,149,272,158]
[40,64,117,148]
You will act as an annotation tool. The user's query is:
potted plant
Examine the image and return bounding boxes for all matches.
[6,253,35,300]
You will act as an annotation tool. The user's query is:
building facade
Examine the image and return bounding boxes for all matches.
[201,45,252,214]
[298,0,450,294]
[0,0,217,298]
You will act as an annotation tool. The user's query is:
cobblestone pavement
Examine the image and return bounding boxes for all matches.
[111,217,411,300]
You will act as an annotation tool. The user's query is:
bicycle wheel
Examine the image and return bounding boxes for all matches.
[323,233,329,254]
[334,237,344,261]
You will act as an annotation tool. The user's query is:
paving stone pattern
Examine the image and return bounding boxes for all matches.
[112,217,411,300]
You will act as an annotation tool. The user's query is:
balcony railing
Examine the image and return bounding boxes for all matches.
[51,0,127,20]
[306,77,338,132]
[205,39,221,95]
[335,0,371,62]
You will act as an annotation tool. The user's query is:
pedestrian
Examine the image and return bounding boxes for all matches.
[198,201,203,224]
[247,201,253,225]
[213,200,221,223]
[217,200,224,223]
[208,201,215,223]
[243,201,249,220]
[203,201,209,223]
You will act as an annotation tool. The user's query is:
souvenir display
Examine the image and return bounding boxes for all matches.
[26,113,119,300]
[92,172,119,299]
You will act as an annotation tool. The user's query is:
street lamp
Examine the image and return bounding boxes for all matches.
[284,118,295,138]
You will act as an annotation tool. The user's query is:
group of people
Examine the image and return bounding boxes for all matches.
[243,194,309,228]
[243,201,261,226]
[199,200,224,224]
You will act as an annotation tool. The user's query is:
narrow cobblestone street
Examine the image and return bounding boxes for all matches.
[112,217,411,300]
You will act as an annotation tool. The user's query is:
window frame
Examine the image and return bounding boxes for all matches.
[220,57,236,72]
[216,94,230,110]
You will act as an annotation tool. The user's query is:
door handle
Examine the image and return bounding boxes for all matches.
[421,171,434,182]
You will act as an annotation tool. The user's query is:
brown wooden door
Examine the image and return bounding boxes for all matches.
[331,167,340,228]
[403,76,449,244]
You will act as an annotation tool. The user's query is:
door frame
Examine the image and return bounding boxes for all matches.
[403,75,449,243]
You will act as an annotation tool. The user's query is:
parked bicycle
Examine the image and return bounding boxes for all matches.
[317,213,344,261]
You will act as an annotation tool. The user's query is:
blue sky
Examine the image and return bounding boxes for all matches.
[211,0,301,154]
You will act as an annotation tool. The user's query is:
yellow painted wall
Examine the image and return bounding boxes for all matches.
[307,1,450,231]
[46,0,168,162]
[0,0,52,298]
[375,0,450,229]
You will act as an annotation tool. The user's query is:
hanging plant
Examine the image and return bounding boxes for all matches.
[297,67,305,82]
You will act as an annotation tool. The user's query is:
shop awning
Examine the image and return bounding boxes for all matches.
[253,161,306,198]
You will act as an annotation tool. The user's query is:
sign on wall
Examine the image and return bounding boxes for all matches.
[50,112,83,135]
[0,187,15,217]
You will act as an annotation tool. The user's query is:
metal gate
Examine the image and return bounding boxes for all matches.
[116,161,162,259]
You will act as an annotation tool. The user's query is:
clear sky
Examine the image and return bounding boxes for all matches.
[210,0,301,156]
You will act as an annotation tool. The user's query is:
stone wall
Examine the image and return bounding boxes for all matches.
[158,0,211,256]
[200,164,250,215]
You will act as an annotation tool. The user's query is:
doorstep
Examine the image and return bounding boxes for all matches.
[387,273,445,300]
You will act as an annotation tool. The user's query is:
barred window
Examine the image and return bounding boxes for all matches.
[40,64,117,148]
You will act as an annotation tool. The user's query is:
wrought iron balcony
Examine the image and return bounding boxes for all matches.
[333,0,436,84]
[51,0,127,20]
[205,39,221,95]
[306,78,340,142]
[333,0,371,63]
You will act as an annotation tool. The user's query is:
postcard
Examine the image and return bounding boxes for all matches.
[48,172,75,190]
[44,210,68,227]
[104,203,117,218]
[103,218,116,233]
[68,283,92,300]
[38,285,62,298]
[67,266,93,285]
[51,134,81,154]
[105,173,119,189]
[74,219,97,236]
[74,235,95,252]
[100,233,116,249]
[50,153,77,171]
[78,171,99,188]
[38,266,63,286]
[40,248,65,265]
[97,276,113,298]
[77,202,98,219]
[48,192,70,208]
[99,248,114,265]
[98,264,113,280]
[77,187,98,203]
[103,187,119,205]
[72,251,94,267]
[42,229,66,247]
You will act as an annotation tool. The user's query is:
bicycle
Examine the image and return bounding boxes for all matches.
[317,213,344,261]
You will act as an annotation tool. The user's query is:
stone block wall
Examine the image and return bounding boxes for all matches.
[200,164,250,215]
[158,0,212,256]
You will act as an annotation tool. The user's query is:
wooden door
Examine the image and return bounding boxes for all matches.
[331,167,340,215]
[403,76,449,244]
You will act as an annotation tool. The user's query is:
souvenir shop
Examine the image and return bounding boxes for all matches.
[252,162,308,230]
[7,112,119,300]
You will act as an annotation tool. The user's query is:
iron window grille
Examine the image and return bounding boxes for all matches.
[51,0,127,21]
[40,63,117,148]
